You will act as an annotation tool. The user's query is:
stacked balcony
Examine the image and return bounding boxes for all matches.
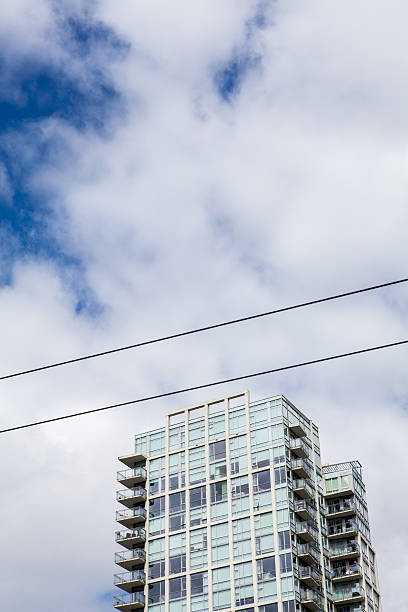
[294,500,316,522]
[290,437,310,458]
[331,563,362,583]
[296,521,319,543]
[115,453,147,612]
[298,565,322,588]
[297,543,321,565]
[330,541,360,562]
[333,585,365,605]
[326,497,356,519]
[327,519,358,540]
[300,588,323,610]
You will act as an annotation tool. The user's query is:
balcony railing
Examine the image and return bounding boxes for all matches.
[326,499,355,517]
[290,437,310,458]
[333,586,365,603]
[291,458,312,479]
[300,588,323,610]
[115,548,146,570]
[118,452,146,468]
[294,500,316,521]
[116,487,147,508]
[296,521,318,543]
[332,564,362,580]
[117,467,147,488]
[116,507,147,527]
[114,592,145,609]
[330,542,360,559]
[288,420,307,437]
[115,528,146,548]
[297,543,320,564]
[114,570,146,590]
[328,521,358,538]
[336,606,364,612]
[299,566,321,586]
[293,479,314,499]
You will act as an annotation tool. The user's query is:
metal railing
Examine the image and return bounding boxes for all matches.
[115,528,146,542]
[117,467,147,482]
[117,486,147,502]
[114,570,146,585]
[114,592,145,606]
[116,507,147,521]
[115,548,146,563]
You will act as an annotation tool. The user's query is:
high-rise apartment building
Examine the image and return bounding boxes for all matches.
[113,392,381,612]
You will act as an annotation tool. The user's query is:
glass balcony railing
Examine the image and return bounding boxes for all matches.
[114,570,146,587]
[296,521,319,542]
[114,592,145,608]
[297,543,320,563]
[334,586,365,602]
[336,606,364,612]
[330,542,360,558]
[290,437,310,458]
[300,588,323,607]
[115,548,146,567]
[117,467,147,486]
[116,507,147,524]
[117,486,147,503]
[328,521,358,538]
[288,420,307,437]
[291,458,312,479]
[326,499,356,516]
[115,528,146,545]
[292,479,314,499]
[299,566,321,583]
[332,564,362,580]
[294,500,316,520]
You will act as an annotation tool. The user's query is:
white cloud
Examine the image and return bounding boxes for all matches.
[0,1,407,610]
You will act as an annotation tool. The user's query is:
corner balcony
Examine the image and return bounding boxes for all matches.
[115,548,146,571]
[116,507,146,528]
[291,458,312,479]
[117,487,147,508]
[333,586,365,605]
[294,500,316,522]
[326,499,356,519]
[114,570,146,593]
[114,591,145,611]
[118,452,147,469]
[297,543,320,565]
[300,589,323,611]
[325,483,354,499]
[117,467,147,489]
[330,542,360,561]
[332,564,362,582]
[293,479,314,499]
[336,606,365,612]
[299,566,321,588]
[115,528,146,549]
[288,420,307,438]
[296,521,318,543]
[328,521,358,540]
[290,437,310,458]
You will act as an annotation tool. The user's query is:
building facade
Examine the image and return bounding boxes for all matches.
[113,392,381,612]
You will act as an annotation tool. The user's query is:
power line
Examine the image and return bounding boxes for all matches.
[1,339,406,434]
[1,278,407,382]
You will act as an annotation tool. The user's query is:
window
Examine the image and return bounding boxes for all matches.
[135,434,147,456]
[212,566,230,611]
[325,476,338,493]
[282,602,295,612]
[276,508,290,529]
[191,570,209,610]
[278,530,291,551]
[189,418,205,445]
[233,517,251,559]
[169,452,185,491]
[230,434,248,474]
[257,557,277,601]
[169,424,185,451]
[234,562,254,606]
[212,522,229,564]
[149,559,165,579]
[255,512,274,555]
[150,496,165,518]
[209,413,226,440]
[150,430,165,456]
[189,447,206,485]
[280,553,292,574]
[190,527,207,569]
[231,475,250,516]
[150,457,166,495]
[229,407,246,433]
[169,576,187,600]
[148,580,165,604]
[190,486,206,508]
[275,487,289,508]
[259,606,278,612]
[274,466,286,485]
[169,492,186,532]
[169,533,186,575]
[209,440,226,462]
[253,470,271,493]
[210,480,228,502]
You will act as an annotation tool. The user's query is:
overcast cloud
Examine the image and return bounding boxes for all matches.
[0,1,407,610]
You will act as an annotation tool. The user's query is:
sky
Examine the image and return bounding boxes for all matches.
[0,1,407,610]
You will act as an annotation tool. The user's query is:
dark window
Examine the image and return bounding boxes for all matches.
[149,560,165,580]
[169,491,185,514]
[169,513,186,532]
[191,572,205,595]
[278,530,291,550]
[258,556,276,579]
[209,440,226,461]
[149,496,165,517]
[169,576,187,600]
[148,580,165,604]
[254,470,271,492]
[283,602,295,612]
[274,466,286,485]
[260,604,278,612]
[210,480,228,502]
[190,486,206,508]
[280,553,292,573]
[169,554,186,575]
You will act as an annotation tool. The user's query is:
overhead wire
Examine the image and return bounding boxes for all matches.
[1,339,406,434]
[0,277,407,382]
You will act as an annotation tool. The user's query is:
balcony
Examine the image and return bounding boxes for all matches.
[115,548,146,571]
[328,521,358,540]
[326,499,356,519]
[332,564,362,582]
[288,420,307,438]
[116,507,146,528]
[300,589,323,611]
[118,453,146,468]
[293,479,314,499]
[336,606,365,612]
[115,528,146,549]
[334,586,365,605]
[114,570,146,592]
[291,458,312,479]
[325,482,354,499]
[114,592,145,611]
[290,437,310,458]
[298,566,321,588]
[117,467,147,489]
[297,543,320,565]
[294,500,316,522]
[117,487,147,508]
[330,542,360,561]
[296,521,318,543]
